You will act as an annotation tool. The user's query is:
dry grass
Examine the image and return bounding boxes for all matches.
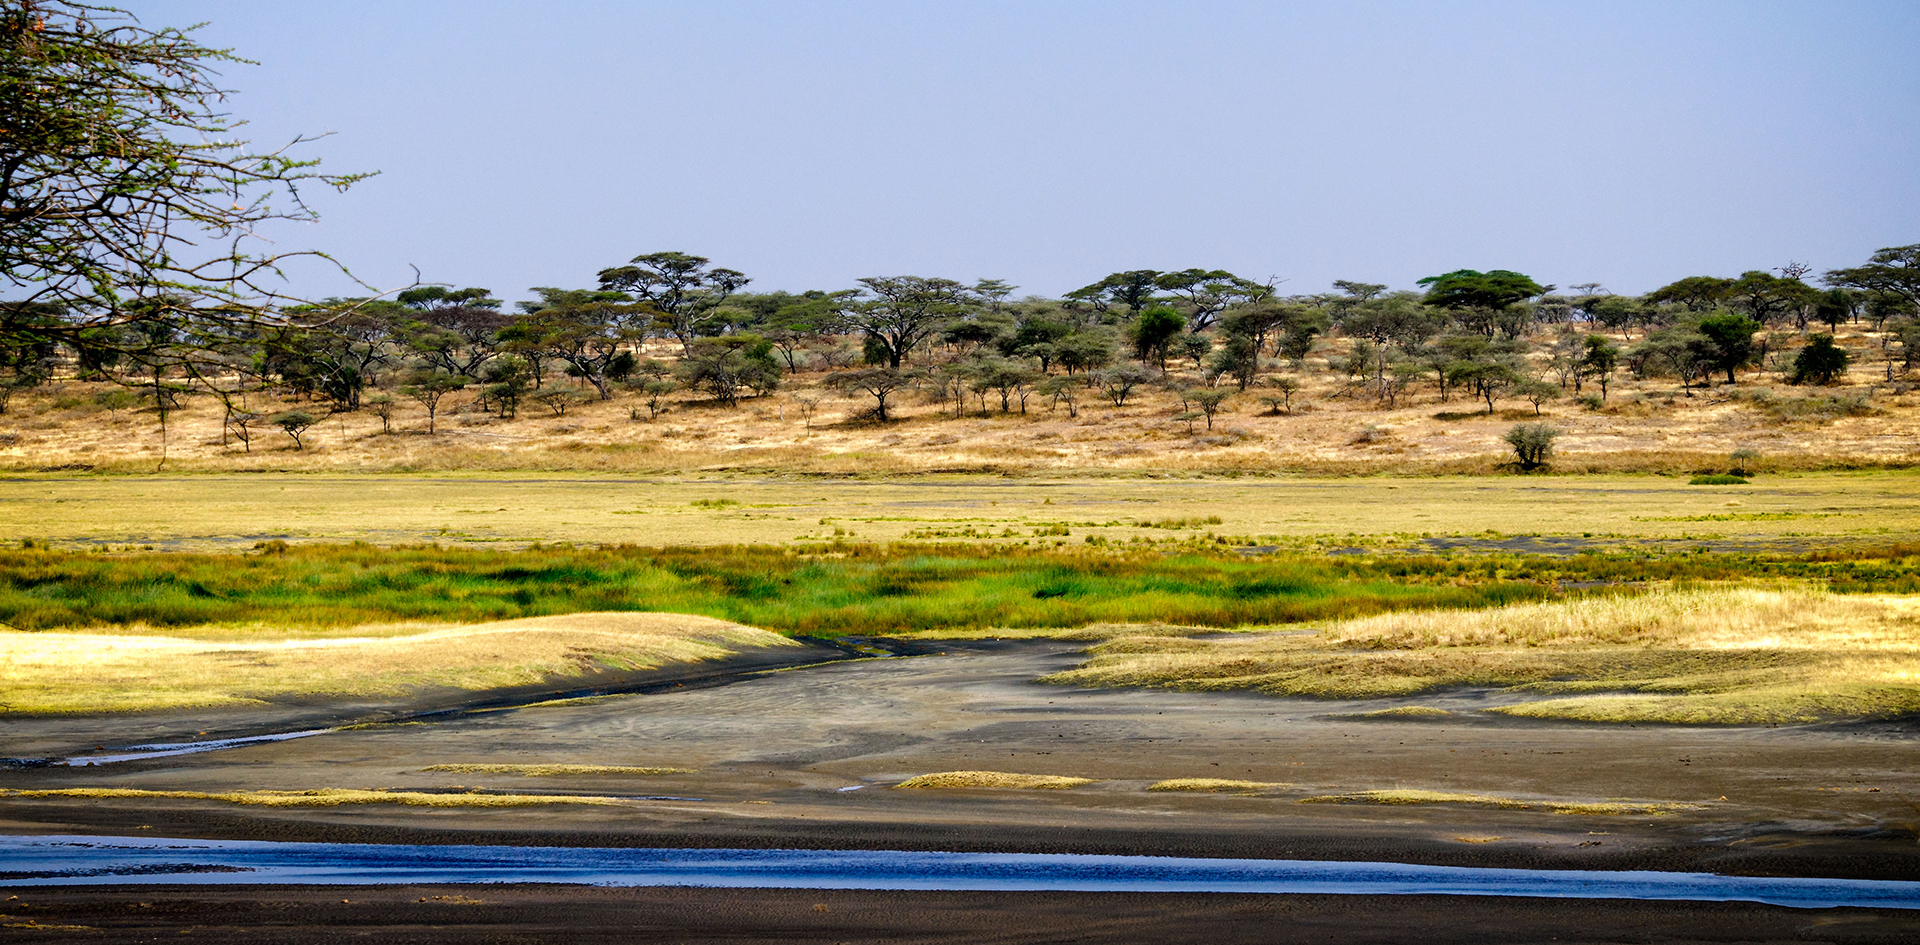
[1,469,1916,553]
[1297,789,1705,816]
[1042,588,1920,724]
[0,787,619,808]
[1146,778,1289,792]
[894,770,1098,790]
[4,330,1915,478]
[0,612,793,714]
[420,764,693,776]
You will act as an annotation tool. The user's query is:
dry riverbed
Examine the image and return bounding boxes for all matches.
[4,639,1916,883]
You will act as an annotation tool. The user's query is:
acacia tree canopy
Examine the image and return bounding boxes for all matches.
[1416,269,1548,312]
[0,1,367,340]
[1827,245,1920,309]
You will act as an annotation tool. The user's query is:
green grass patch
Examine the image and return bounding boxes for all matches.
[2,542,1919,638]
[1688,474,1749,485]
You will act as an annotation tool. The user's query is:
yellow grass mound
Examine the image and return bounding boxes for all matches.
[1298,789,1704,816]
[1147,778,1288,793]
[0,612,794,714]
[1042,588,1920,724]
[421,764,692,776]
[895,771,1098,790]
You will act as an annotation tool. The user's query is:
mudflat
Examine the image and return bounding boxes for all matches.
[4,640,1916,882]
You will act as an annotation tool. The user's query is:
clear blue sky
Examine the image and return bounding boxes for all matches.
[135,1,1919,306]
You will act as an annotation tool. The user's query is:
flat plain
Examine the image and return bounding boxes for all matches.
[1,469,1916,551]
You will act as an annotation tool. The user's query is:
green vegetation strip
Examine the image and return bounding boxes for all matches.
[1,542,1917,637]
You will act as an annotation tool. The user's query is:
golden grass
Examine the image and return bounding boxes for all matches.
[1146,778,1289,792]
[1042,588,1920,724]
[1,469,1916,553]
[1297,789,1704,816]
[420,764,693,776]
[894,770,1098,790]
[0,787,618,808]
[0,612,793,714]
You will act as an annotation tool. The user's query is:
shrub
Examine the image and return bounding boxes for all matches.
[1502,422,1557,469]
[1689,474,1749,485]
[1790,334,1850,385]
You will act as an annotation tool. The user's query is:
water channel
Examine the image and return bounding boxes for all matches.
[4,835,1916,910]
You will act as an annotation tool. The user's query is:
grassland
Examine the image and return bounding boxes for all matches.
[2,471,1916,722]
[1041,587,1920,724]
[0,471,1916,553]
[0,612,790,714]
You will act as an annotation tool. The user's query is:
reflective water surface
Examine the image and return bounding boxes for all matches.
[3,835,1917,910]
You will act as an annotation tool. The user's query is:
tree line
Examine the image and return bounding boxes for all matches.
[2,245,1915,443]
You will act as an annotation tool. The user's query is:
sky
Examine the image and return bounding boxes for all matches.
[132,1,1920,307]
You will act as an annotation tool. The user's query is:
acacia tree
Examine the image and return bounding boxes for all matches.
[506,288,640,399]
[1418,269,1548,338]
[827,367,917,422]
[0,2,368,351]
[1827,245,1920,310]
[844,276,973,369]
[1153,269,1269,332]
[595,252,748,354]
[399,287,509,380]
[1065,270,1160,314]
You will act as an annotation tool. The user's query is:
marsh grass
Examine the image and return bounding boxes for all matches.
[0,543,1574,636]
[1043,588,1920,724]
[895,771,1097,790]
[1297,789,1704,815]
[0,612,790,714]
[0,787,620,808]
[420,764,692,776]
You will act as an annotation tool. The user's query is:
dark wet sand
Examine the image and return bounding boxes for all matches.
[3,885,1918,944]
[5,639,1920,940]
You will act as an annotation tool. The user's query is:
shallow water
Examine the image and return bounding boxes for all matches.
[53,730,334,766]
[2,836,1916,910]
